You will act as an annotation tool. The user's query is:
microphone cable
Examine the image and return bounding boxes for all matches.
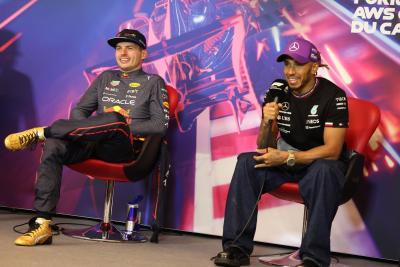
[227,96,279,255]
[212,80,286,259]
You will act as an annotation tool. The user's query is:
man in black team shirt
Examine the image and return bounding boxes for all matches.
[4,29,169,246]
[214,38,349,267]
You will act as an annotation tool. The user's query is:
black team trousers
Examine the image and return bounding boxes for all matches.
[34,112,140,217]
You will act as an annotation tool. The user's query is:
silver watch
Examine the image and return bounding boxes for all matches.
[286,150,296,167]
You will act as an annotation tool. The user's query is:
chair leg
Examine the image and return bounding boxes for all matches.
[259,206,309,266]
[63,180,132,242]
[102,180,115,225]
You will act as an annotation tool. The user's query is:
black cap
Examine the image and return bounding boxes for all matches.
[107,29,147,49]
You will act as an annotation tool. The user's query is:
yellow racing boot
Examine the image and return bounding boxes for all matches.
[14,217,53,246]
[4,127,45,151]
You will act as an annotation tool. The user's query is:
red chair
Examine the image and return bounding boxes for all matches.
[63,85,179,243]
[259,97,380,266]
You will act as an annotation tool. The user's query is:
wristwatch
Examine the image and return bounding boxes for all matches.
[286,150,296,167]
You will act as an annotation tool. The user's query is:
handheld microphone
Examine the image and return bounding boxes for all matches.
[262,79,288,106]
[267,96,279,125]
[257,79,287,149]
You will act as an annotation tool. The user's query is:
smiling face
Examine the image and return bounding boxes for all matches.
[115,42,147,72]
[283,58,318,95]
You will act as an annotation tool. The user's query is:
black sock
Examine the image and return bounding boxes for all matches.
[43,127,51,138]
[36,212,52,220]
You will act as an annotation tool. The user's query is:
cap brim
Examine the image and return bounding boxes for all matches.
[276,53,310,64]
[107,37,146,49]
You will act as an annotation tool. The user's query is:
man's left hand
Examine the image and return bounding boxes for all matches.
[253,148,287,168]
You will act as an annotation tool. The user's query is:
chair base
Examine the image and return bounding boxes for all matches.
[63,221,147,243]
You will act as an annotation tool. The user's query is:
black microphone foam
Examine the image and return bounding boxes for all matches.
[263,79,288,106]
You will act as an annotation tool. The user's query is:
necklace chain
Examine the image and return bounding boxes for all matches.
[292,78,319,99]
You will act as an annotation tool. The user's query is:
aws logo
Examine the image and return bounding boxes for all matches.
[129,82,141,88]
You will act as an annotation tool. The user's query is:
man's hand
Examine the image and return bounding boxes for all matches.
[104,105,129,118]
[253,148,287,168]
[262,102,282,123]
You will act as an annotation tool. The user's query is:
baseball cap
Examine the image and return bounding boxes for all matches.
[276,38,321,64]
[107,29,147,49]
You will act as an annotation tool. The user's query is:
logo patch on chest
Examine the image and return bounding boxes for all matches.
[305,105,321,129]
[310,105,318,115]
[110,80,120,87]
[281,102,290,111]
[308,105,319,117]
[129,82,141,88]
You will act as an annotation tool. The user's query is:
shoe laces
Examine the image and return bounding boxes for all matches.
[210,246,249,261]
[24,222,43,237]
[18,130,40,149]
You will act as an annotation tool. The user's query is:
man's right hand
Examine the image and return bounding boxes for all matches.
[104,105,129,118]
[253,148,288,168]
[263,102,282,123]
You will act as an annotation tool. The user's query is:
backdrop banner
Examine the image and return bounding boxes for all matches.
[0,0,398,260]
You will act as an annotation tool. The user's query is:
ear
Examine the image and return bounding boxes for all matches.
[141,49,148,60]
[312,63,319,75]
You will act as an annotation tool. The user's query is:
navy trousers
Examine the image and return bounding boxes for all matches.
[34,112,138,214]
[222,152,347,267]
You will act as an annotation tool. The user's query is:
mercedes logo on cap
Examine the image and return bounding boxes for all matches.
[289,42,299,51]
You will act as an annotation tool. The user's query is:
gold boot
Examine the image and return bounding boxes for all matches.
[15,217,53,246]
[4,127,45,151]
